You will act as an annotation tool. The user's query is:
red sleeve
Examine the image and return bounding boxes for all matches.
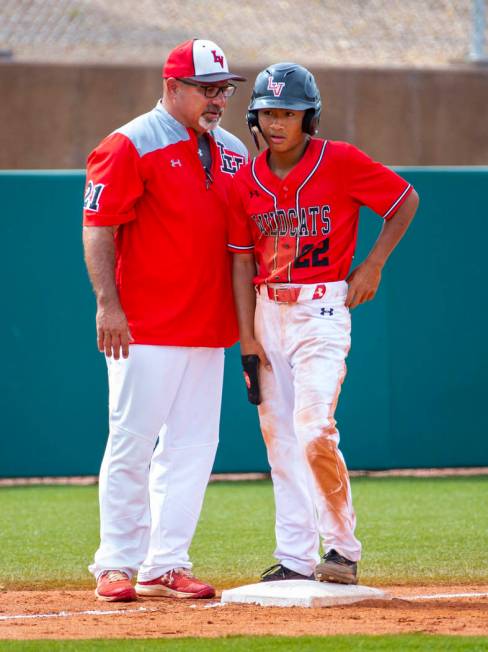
[227,174,254,254]
[345,144,413,220]
[83,132,144,226]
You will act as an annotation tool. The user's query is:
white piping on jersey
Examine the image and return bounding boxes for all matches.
[383,183,411,219]
[251,159,279,211]
[251,158,279,277]
[292,140,328,281]
[228,243,254,250]
[251,140,328,282]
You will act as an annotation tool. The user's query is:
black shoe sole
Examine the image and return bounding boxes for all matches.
[260,574,315,582]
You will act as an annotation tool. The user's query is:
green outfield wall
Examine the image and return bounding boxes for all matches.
[0,169,486,477]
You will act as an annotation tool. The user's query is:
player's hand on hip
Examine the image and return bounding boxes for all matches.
[96,303,134,359]
[345,260,382,309]
[240,337,271,370]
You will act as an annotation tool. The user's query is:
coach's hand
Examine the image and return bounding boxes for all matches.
[345,260,382,309]
[96,301,134,359]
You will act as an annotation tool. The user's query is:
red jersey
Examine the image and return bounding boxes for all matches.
[227,139,412,284]
[83,102,248,347]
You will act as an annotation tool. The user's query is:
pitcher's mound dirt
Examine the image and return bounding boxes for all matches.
[1,585,487,639]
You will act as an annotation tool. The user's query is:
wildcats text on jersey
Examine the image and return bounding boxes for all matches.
[228,139,413,285]
[252,204,331,238]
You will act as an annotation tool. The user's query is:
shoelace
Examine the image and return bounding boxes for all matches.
[162,567,194,583]
[260,563,287,579]
[323,550,352,565]
[104,570,128,583]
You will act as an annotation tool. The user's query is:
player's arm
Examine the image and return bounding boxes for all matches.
[232,253,271,405]
[83,225,133,359]
[346,189,419,309]
[227,174,269,365]
[232,253,270,368]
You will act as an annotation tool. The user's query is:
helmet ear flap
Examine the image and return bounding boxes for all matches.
[246,110,262,150]
[303,108,319,136]
[246,110,260,133]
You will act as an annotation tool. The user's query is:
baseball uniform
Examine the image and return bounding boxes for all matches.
[84,101,248,582]
[228,138,412,574]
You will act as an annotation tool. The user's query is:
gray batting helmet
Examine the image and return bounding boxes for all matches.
[247,62,322,136]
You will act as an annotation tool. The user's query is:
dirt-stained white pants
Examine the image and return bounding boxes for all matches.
[89,345,224,581]
[256,281,361,576]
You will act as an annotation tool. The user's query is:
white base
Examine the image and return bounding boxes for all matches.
[221,580,389,608]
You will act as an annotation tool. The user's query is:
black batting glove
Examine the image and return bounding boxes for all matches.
[241,354,261,405]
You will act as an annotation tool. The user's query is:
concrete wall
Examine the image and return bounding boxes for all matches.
[1,61,488,168]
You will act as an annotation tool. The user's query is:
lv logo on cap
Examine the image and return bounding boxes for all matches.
[211,50,224,68]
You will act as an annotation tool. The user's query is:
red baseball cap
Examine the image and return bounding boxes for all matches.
[163,39,246,83]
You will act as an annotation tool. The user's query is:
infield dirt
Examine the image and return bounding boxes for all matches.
[1,585,487,639]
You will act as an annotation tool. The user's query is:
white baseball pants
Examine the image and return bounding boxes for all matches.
[255,281,361,576]
[89,345,224,581]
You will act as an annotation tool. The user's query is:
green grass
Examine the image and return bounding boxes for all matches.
[1,477,488,589]
[1,636,488,651]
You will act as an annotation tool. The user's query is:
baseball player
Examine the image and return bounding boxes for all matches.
[82,39,247,601]
[229,63,419,584]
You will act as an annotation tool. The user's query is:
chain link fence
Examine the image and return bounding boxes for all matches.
[1,0,487,67]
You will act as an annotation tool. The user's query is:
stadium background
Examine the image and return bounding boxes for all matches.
[0,1,487,477]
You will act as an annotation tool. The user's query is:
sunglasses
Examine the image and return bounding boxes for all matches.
[178,79,237,98]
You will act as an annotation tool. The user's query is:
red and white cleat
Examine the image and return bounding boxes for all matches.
[136,568,215,599]
[95,570,137,602]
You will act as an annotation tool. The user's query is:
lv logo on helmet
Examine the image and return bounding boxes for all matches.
[267,77,285,97]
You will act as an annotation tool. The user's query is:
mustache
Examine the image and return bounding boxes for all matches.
[204,104,223,115]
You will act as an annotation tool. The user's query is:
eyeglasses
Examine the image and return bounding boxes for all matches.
[178,79,237,98]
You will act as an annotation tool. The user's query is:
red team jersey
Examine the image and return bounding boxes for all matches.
[228,139,412,284]
[83,102,247,347]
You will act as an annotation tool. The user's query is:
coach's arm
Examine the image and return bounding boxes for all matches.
[83,225,133,359]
